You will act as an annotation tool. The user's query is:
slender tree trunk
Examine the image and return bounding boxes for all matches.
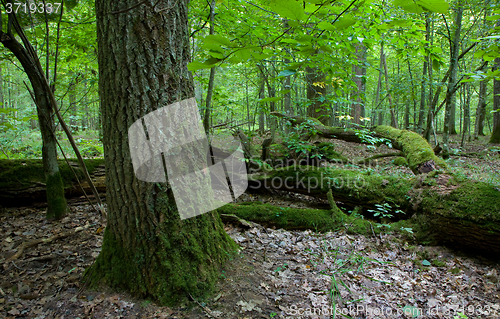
[306,66,328,125]
[351,43,366,126]
[461,83,471,147]
[375,44,384,126]
[474,64,488,139]
[203,0,216,135]
[0,11,68,219]
[382,47,397,128]
[89,0,237,305]
[490,55,500,143]
[0,65,4,124]
[444,6,463,138]
[443,4,463,153]
[258,75,265,135]
[69,78,78,132]
[418,15,431,134]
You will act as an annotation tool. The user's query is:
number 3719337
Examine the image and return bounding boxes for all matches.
[5,2,62,14]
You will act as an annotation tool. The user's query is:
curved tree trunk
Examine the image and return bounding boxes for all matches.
[0,12,68,220]
[89,0,237,306]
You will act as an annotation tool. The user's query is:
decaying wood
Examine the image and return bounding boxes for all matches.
[271,112,445,174]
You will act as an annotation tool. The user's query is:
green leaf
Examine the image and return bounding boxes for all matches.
[395,0,449,14]
[269,0,305,21]
[320,45,333,53]
[486,15,500,21]
[296,34,314,44]
[258,96,283,103]
[204,34,232,46]
[394,0,423,13]
[432,59,440,71]
[278,70,296,77]
[234,49,252,61]
[281,38,299,44]
[335,15,357,29]
[417,0,450,14]
[317,21,336,31]
[187,58,221,71]
[208,50,224,59]
[422,259,431,266]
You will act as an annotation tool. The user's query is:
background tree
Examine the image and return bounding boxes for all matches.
[0,3,68,219]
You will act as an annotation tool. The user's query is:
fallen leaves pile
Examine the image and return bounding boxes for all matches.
[1,202,499,318]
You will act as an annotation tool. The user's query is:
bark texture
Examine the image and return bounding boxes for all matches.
[89,0,237,305]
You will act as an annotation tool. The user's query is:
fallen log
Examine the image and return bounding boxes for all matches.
[0,159,105,207]
[271,112,446,174]
[247,165,500,257]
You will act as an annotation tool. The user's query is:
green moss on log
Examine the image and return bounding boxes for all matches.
[316,142,348,162]
[0,158,105,189]
[218,202,378,235]
[373,126,446,172]
[392,157,408,166]
[260,166,414,208]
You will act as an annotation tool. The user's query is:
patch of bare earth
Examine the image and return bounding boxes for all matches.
[1,202,499,319]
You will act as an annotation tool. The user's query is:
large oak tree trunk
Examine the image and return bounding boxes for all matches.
[89,0,237,305]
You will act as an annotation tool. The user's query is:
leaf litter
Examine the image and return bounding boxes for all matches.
[0,202,499,318]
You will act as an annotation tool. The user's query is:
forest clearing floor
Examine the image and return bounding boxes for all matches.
[1,201,499,319]
[1,134,500,318]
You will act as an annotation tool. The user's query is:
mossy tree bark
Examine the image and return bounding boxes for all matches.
[89,0,237,306]
[0,10,68,220]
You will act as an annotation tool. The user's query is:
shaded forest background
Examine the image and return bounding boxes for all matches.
[1,0,499,162]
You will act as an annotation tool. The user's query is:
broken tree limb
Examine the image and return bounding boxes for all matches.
[271,112,446,174]
[271,112,363,143]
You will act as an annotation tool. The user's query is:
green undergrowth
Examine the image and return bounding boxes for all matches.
[0,158,105,189]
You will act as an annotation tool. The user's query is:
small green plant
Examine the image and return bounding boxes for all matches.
[454,312,468,319]
[349,206,364,219]
[400,227,413,234]
[270,312,277,318]
[353,128,392,148]
[367,203,404,219]
[274,263,288,272]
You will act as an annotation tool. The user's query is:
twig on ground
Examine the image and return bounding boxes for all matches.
[3,224,91,264]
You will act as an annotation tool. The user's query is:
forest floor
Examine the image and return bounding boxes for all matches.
[1,134,499,319]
